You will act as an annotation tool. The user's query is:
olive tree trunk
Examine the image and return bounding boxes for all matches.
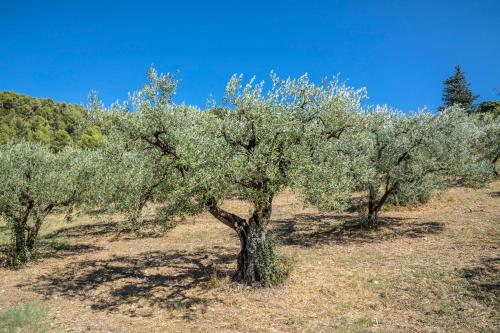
[208,199,277,286]
[492,155,499,177]
[365,182,397,228]
[234,204,273,284]
[366,185,380,227]
[9,205,53,267]
[11,222,30,266]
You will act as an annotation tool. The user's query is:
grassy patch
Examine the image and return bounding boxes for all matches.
[0,302,49,333]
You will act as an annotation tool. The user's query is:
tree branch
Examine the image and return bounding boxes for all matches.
[205,197,247,231]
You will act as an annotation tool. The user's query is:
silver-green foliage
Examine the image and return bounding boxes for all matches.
[107,68,366,285]
[0,142,99,266]
[66,67,495,283]
[361,106,492,225]
[88,79,205,230]
[93,144,184,231]
[476,115,500,176]
[209,72,366,209]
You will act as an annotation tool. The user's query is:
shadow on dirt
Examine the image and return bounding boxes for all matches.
[22,247,235,317]
[1,223,102,267]
[0,241,103,268]
[488,191,500,198]
[273,213,444,247]
[43,219,165,241]
[458,257,499,305]
[37,240,103,260]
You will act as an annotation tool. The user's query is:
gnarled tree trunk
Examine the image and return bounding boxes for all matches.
[9,205,53,267]
[234,203,273,284]
[208,198,276,286]
[365,181,398,228]
[11,222,30,266]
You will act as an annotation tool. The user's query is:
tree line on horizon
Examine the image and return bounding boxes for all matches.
[0,66,499,287]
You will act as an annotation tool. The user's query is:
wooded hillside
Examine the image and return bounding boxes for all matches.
[0,91,103,150]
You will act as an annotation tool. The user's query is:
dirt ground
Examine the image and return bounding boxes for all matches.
[0,182,499,333]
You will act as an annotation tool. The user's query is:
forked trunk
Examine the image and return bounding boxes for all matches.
[208,198,276,286]
[10,207,51,267]
[365,182,397,228]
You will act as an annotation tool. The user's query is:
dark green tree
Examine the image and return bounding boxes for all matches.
[441,65,478,112]
[476,101,500,119]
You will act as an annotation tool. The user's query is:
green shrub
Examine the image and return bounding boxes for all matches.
[256,230,293,287]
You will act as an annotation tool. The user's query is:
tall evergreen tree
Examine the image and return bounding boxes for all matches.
[441,65,478,112]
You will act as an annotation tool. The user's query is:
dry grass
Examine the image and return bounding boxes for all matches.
[0,182,499,332]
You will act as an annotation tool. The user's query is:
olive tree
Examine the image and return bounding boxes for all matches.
[91,145,185,232]
[84,92,196,232]
[360,106,492,226]
[0,142,97,266]
[111,69,365,285]
[477,116,500,176]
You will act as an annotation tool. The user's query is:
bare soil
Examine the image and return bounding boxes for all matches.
[0,182,499,332]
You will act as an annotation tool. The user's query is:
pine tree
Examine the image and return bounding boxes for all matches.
[441,65,478,112]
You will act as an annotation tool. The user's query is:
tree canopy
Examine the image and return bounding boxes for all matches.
[476,100,500,119]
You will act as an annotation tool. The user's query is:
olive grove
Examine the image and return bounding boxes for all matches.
[1,69,498,288]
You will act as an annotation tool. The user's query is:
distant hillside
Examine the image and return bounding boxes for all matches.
[0,91,103,150]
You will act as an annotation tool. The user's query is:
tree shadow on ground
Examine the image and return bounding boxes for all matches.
[273,213,444,247]
[344,196,366,213]
[37,240,103,260]
[458,257,499,305]
[43,219,165,242]
[1,223,102,267]
[21,247,235,318]
[0,241,102,268]
[488,191,500,198]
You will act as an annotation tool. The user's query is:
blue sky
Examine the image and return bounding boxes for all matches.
[1,0,499,111]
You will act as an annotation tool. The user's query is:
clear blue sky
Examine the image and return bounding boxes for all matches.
[1,0,499,111]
